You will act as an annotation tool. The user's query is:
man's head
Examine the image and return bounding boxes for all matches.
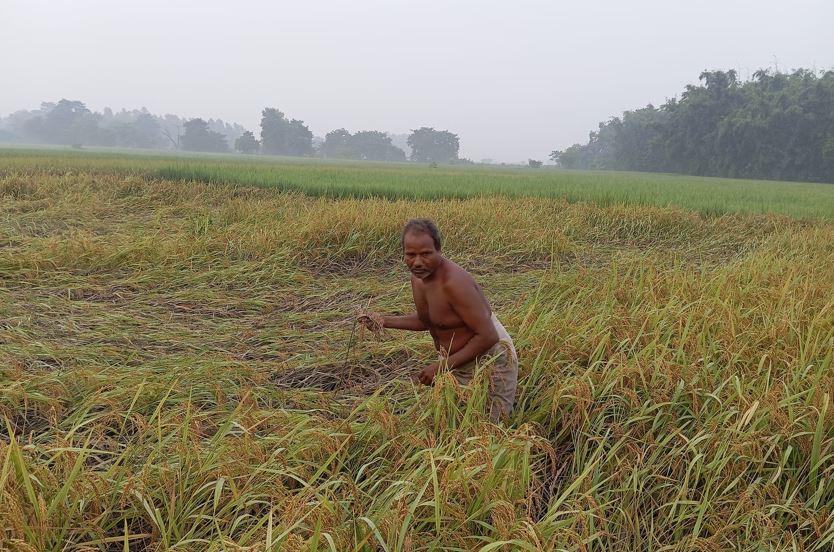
[401,218,443,280]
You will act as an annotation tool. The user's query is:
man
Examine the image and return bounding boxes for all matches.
[359,219,518,422]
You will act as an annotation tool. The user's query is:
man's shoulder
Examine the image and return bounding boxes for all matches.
[440,260,476,290]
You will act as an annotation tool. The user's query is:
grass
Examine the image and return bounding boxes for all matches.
[2,146,834,219]
[1,153,833,550]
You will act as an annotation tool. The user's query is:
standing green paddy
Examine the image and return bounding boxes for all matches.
[2,147,834,219]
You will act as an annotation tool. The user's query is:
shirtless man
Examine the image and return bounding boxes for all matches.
[359,219,518,422]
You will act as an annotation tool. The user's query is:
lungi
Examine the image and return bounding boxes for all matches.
[445,313,518,422]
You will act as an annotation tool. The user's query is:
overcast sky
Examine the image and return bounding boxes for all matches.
[2,0,833,162]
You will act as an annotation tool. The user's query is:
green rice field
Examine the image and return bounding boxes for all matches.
[2,147,833,218]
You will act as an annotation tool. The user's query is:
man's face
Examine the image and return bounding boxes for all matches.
[403,231,442,280]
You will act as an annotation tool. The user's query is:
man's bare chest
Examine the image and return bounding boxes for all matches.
[415,287,464,330]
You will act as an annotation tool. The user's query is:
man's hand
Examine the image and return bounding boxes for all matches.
[417,363,439,386]
[357,311,384,333]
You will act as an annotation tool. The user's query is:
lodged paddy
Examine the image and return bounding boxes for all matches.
[1,151,833,550]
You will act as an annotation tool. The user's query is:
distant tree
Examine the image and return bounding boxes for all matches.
[552,68,834,182]
[181,118,229,152]
[133,113,164,148]
[319,129,406,161]
[21,116,46,142]
[320,128,354,158]
[22,99,100,145]
[528,159,543,168]
[207,119,246,147]
[161,115,182,150]
[93,125,116,147]
[0,101,256,152]
[548,150,562,166]
[556,144,592,169]
[407,127,459,164]
[387,133,412,158]
[46,99,91,144]
[234,130,259,154]
[111,113,163,149]
[1,109,42,142]
[351,131,406,161]
[259,108,314,156]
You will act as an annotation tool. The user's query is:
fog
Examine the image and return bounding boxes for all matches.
[1,0,833,162]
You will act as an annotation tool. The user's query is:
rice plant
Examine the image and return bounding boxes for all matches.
[1,155,833,550]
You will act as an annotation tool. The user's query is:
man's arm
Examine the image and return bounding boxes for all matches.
[358,311,428,331]
[443,280,499,369]
[381,313,427,331]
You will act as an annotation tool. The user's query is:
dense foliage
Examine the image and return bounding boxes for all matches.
[408,127,460,164]
[181,118,229,153]
[320,128,407,161]
[553,69,834,183]
[0,100,246,151]
[259,107,315,157]
[234,130,260,154]
[0,103,450,163]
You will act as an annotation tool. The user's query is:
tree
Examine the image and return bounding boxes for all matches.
[548,150,562,165]
[111,113,164,149]
[320,128,353,158]
[407,127,459,164]
[550,68,834,183]
[45,99,91,144]
[0,101,255,153]
[351,130,405,161]
[259,108,314,156]
[181,118,229,152]
[161,115,182,150]
[319,129,406,161]
[234,131,259,154]
[556,144,592,169]
[23,99,101,145]
[528,159,542,168]
[350,131,406,161]
[132,113,164,149]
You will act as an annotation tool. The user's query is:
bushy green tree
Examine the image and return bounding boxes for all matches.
[181,118,229,152]
[351,131,406,161]
[21,99,105,146]
[320,129,406,161]
[320,128,354,158]
[234,131,259,154]
[407,127,459,164]
[259,108,313,156]
[555,68,834,182]
[321,129,405,161]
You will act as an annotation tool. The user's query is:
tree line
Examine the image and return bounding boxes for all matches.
[0,101,463,164]
[551,68,834,183]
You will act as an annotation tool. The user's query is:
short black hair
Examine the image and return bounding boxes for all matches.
[401,218,442,250]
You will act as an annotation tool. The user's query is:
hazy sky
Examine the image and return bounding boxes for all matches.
[2,0,833,162]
